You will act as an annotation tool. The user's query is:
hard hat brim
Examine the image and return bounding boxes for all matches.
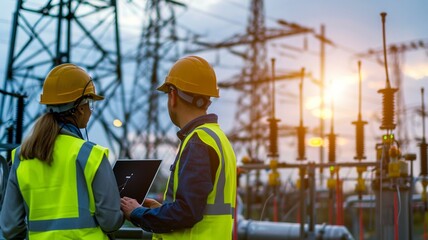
[156,82,169,93]
[90,93,104,101]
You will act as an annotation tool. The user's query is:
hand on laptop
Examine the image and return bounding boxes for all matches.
[143,198,161,209]
[120,196,162,221]
[120,197,141,220]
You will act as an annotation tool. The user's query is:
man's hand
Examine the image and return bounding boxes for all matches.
[143,198,162,209]
[120,197,141,220]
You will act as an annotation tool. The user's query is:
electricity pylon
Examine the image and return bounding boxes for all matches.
[187,0,312,160]
[0,0,123,156]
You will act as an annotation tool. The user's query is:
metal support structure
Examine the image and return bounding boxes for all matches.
[0,89,26,157]
[113,219,355,240]
[118,0,183,158]
[299,167,307,239]
[356,39,428,150]
[241,160,376,239]
[185,0,313,161]
[373,179,410,240]
[240,161,379,171]
[307,164,316,239]
[319,25,326,187]
[233,0,269,159]
[0,0,124,155]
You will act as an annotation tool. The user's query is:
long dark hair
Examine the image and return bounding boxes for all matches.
[19,113,60,165]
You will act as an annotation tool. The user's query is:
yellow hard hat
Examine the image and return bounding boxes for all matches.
[157,56,219,97]
[40,63,104,105]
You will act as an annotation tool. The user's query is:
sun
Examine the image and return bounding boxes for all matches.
[304,74,358,120]
[324,77,352,104]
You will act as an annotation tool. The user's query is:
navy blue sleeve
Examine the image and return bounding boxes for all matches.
[130,135,217,233]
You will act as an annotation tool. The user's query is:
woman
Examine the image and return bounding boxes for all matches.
[0,63,123,239]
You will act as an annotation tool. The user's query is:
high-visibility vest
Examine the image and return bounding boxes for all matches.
[11,134,109,239]
[157,123,237,240]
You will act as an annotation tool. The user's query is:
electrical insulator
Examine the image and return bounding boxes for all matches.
[296,126,307,161]
[328,133,336,163]
[268,118,279,157]
[378,87,398,130]
[420,87,427,176]
[353,120,367,160]
[421,142,428,176]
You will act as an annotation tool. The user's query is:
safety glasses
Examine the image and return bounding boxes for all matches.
[88,99,95,112]
[80,98,95,112]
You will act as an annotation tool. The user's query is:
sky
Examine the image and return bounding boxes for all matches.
[173,0,428,181]
[0,0,427,190]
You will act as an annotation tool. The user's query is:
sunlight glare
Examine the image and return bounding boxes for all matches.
[113,119,123,128]
[311,108,332,119]
[309,137,324,147]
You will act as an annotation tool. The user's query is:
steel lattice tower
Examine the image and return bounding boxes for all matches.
[186,0,312,160]
[0,0,124,155]
[233,0,269,159]
[0,0,185,159]
[118,0,183,158]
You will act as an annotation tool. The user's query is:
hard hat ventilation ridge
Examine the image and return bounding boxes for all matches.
[47,80,94,113]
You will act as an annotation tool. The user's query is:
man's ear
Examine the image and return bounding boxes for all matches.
[169,90,178,107]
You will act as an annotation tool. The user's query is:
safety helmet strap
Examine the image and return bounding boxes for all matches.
[175,87,211,109]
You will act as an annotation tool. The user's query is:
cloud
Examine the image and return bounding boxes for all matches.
[181,0,222,11]
[404,62,428,80]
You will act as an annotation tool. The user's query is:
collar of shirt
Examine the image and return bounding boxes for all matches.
[59,122,84,139]
[177,113,218,140]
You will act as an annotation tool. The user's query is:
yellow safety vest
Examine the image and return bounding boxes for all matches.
[11,134,109,239]
[156,123,237,240]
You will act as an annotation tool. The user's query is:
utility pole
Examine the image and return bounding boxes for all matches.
[319,25,326,186]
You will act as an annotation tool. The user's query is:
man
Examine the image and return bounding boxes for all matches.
[121,56,237,239]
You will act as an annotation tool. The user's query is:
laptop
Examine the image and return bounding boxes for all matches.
[113,159,162,204]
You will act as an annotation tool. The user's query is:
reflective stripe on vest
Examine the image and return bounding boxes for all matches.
[164,126,234,217]
[13,142,98,231]
[198,127,234,217]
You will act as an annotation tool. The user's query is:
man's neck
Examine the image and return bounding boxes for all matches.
[178,111,206,129]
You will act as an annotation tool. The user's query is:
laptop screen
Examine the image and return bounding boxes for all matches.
[112,159,162,204]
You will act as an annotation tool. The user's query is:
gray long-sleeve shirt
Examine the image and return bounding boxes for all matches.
[0,124,123,239]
